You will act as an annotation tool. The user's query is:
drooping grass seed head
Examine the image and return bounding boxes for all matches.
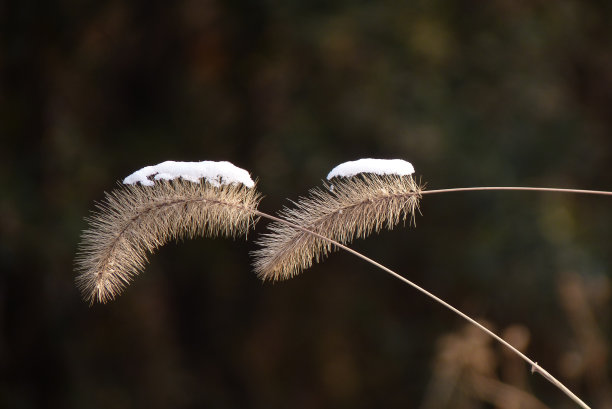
[253,159,422,281]
[75,161,261,304]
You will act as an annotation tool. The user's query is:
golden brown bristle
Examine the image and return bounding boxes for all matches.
[252,174,422,281]
[75,179,261,304]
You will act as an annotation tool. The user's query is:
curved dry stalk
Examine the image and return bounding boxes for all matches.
[253,209,592,409]
[75,179,261,304]
[252,174,422,280]
[253,179,606,408]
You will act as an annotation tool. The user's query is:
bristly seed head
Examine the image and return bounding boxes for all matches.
[75,179,261,304]
[252,174,422,281]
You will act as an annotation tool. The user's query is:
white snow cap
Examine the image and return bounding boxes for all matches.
[123,160,255,188]
[327,158,415,179]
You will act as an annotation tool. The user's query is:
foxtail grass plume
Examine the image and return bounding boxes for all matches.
[253,159,422,281]
[75,161,261,304]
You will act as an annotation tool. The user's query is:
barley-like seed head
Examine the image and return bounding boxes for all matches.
[75,179,261,304]
[253,174,422,280]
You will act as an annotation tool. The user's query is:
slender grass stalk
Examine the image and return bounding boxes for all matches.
[252,207,593,409]
[254,182,612,409]
[421,186,612,196]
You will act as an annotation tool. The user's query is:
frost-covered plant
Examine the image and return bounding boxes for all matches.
[76,158,611,408]
[75,161,261,304]
[253,171,421,280]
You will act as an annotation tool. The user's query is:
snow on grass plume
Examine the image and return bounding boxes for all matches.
[76,160,260,304]
[123,160,255,188]
[327,158,415,179]
[255,158,421,281]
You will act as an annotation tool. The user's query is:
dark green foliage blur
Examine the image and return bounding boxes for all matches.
[2,0,611,408]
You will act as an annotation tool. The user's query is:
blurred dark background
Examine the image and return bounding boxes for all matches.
[2,0,612,408]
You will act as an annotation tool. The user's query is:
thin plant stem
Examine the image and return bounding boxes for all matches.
[421,186,612,196]
[252,207,592,409]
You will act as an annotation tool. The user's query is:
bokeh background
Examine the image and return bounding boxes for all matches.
[2,0,612,408]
